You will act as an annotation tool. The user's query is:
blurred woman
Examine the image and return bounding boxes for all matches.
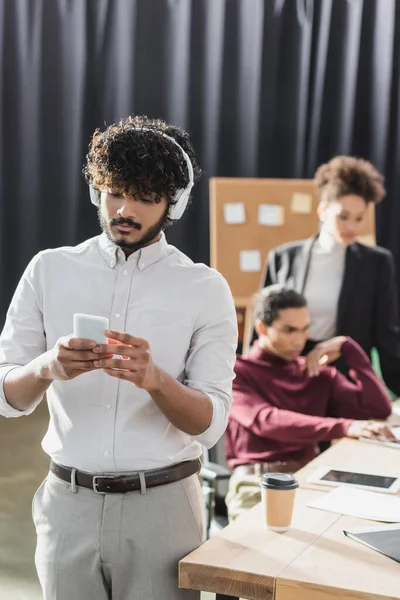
[258,155,400,395]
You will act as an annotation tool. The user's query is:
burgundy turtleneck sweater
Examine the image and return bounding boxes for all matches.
[226,338,392,468]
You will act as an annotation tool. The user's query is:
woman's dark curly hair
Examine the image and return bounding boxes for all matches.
[83,115,202,213]
[314,156,386,205]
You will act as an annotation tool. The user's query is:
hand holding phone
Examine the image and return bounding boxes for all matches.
[38,314,111,382]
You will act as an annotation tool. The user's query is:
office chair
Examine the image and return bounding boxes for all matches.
[200,443,232,539]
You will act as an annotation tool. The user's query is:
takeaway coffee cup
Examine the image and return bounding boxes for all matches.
[259,473,299,532]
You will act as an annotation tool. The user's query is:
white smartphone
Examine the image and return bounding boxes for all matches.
[307,466,400,495]
[73,313,109,344]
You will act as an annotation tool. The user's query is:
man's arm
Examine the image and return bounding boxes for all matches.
[3,360,52,412]
[94,273,238,448]
[0,254,48,416]
[0,253,114,414]
[327,338,392,420]
[231,371,352,444]
[4,336,114,412]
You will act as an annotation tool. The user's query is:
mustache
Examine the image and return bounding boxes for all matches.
[110,217,142,231]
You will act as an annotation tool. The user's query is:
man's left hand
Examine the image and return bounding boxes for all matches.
[93,330,160,392]
[302,336,348,377]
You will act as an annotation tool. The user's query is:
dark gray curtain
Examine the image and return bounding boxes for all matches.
[1,0,400,323]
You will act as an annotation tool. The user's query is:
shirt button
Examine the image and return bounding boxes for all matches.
[106,404,112,410]
[114,313,120,319]
[123,270,128,275]
[104,451,110,457]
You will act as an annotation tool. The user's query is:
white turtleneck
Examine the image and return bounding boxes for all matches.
[303,229,347,341]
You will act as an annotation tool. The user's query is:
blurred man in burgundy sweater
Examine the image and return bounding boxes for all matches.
[225,286,394,520]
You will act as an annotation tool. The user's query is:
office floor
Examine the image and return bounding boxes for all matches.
[0,401,215,600]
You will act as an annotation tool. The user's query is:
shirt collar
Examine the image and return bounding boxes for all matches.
[248,341,294,367]
[97,231,169,269]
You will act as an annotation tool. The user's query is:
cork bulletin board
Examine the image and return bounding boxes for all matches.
[209,177,375,351]
[210,177,375,299]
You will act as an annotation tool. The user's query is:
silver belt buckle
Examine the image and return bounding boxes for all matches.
[92,475,115,494]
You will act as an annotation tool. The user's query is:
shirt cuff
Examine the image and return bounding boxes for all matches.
[336,418,353,438]
[191,392,229,449]
[0,366,40,418]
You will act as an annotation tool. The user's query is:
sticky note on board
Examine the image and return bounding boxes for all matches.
[223,203,246,224]
[240,250,261,272]
[291,193,312,214]
[258,204,284,226]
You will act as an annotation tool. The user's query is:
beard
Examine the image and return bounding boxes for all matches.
[99,206,170,254]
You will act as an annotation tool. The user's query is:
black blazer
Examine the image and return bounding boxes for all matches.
[258,236,400,396]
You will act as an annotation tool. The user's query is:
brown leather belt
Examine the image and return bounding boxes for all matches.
[50,459,201,494]
[234,460,306,477]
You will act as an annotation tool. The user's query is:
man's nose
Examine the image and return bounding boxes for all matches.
[117,197,137,219]
[293,331,307,347]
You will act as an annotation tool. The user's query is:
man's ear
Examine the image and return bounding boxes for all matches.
[255,319,267,337]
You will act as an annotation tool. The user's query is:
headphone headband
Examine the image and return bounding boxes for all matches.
[89,127,194,220]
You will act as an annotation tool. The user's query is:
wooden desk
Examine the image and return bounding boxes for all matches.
[179,489,339,600]
[295,405,400,490]
[277,512,400,600]
[179,434,400,599]
[295,437,400,491]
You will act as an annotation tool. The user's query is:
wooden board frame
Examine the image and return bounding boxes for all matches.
[210,177,375,351]
[210,177,375,299]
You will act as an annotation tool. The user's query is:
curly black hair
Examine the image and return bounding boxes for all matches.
[314,156,386,205]
[83,115,202,215]
[254,285,307,326]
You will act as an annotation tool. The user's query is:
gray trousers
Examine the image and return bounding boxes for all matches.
[32,469,205,600]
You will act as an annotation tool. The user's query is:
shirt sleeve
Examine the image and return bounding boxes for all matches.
[327,338,392,420]
[185,272,238,449]
[231,370,351,443]
[0,253,46,417]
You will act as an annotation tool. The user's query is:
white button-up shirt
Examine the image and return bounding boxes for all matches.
[0,233,238,472]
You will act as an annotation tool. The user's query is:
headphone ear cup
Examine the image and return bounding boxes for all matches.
[168,189,189,220]
[89,185,100,207]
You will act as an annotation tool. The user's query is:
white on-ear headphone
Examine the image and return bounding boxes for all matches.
[89,128,194,220]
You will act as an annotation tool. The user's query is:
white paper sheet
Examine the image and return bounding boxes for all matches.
[239,250,261,272]
[223,203,246,224]
[258,204,284,226]
[308,486,400,523]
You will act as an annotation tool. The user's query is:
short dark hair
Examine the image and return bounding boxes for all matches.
[314,155,385,205]
[254,286,307,326]
[83,114,202,219]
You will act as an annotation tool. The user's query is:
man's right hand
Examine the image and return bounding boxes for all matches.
[302,336,347,377]
[347,420,397,442]
[38,336,112,381]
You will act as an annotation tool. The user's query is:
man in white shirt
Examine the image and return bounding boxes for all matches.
[0,115,238,600]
